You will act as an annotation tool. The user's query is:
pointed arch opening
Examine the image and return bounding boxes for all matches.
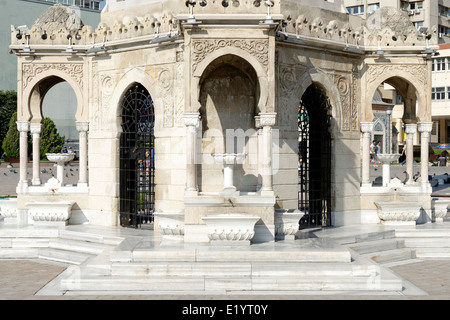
[119,83,155,228]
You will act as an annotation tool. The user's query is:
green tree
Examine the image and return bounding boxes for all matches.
[0,91,17,157]
[1,112,20,158]
[40,117,65,159]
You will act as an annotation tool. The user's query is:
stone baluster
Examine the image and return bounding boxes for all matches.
[76,121,89,187]
[259,113,276,195]
[183,113,200,195]
[360,122,373,187]
[16,121,29,192]
[404,123,417,185]
[30,123,42,186]
[418,122,433,192]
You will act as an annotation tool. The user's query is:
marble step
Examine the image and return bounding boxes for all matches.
[59,230,123,246]
[349,239,405,254]
[326,230,396,245]
[48,238,113,255]
[415,247,450,258]
[108,262,380,278]
[60,274,402,293]
[114,240,352,264]
[38,247,94,265]
[402,237,450,248]
[0,228,59,238]
[362,248,416,264]
[395,229,450,238]
[0,248,38,259]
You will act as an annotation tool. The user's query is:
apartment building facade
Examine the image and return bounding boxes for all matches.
[345,0,450,146]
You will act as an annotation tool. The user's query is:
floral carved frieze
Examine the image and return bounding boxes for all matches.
[22,63,83,90]
[192,38,269,73]
[366,64,427,86]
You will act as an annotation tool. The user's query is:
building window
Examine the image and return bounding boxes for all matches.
[368,3,380,14]
[432,87,446,100]
[433,58,447,72]
[347,5,364,15]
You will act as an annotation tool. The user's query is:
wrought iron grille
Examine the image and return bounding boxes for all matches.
[119,84,155,228]
[298,85,332,228]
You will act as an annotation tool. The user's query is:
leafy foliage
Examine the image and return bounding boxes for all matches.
[40,117,65,159]
[0,91,17,157]
[1,112,20,158]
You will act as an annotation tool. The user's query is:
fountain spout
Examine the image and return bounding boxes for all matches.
[212,153,245,195]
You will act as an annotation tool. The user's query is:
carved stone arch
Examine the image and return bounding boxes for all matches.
[364,64,428,122]
[111,67,162,135]
[296,68,343,135]
[22,67,84,123]
[192,44,270,113]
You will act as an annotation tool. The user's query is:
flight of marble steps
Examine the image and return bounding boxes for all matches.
[1,225,450,296]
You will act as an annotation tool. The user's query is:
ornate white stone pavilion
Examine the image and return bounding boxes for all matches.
[6,0,441,243]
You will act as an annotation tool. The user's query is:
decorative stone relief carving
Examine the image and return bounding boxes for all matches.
[277,64,307,128]
[328,72,351,131]
[22,63,83,90]
[367,64,427,86]
[350,64,360,131]
[191,39,269,73]
[174,63,185,127]
[156,68,174,128]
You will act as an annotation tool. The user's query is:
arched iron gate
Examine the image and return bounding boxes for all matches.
[119,84,155,228]
[298,85,332,228]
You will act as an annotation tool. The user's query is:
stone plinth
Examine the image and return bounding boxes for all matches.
[0,198,18,224]
[26,200,75,227]
[374,201,422,226]
[201,214,260,245]
[274,209,304,240]
[154,210,185,241]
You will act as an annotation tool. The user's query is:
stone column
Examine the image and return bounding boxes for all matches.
[255,116,263,191]
[360,122,373,187]
[404,124,417,185]
[183,113,200,195]
[259,113,276,196]
[30,123,42,186]
[418,122,433,192]
[17,121,29,191]
[76,122,89,187]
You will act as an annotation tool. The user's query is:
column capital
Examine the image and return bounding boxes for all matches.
[417,122,433,133]
[360,122,373,133]
[183,113,201,127]
[404,123,417,134]
[259,112,276,127]
[76,121,89,132]
[29,123,42,134]
[16,121,29,132]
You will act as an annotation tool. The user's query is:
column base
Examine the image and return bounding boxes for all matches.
[32,179,41,186]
